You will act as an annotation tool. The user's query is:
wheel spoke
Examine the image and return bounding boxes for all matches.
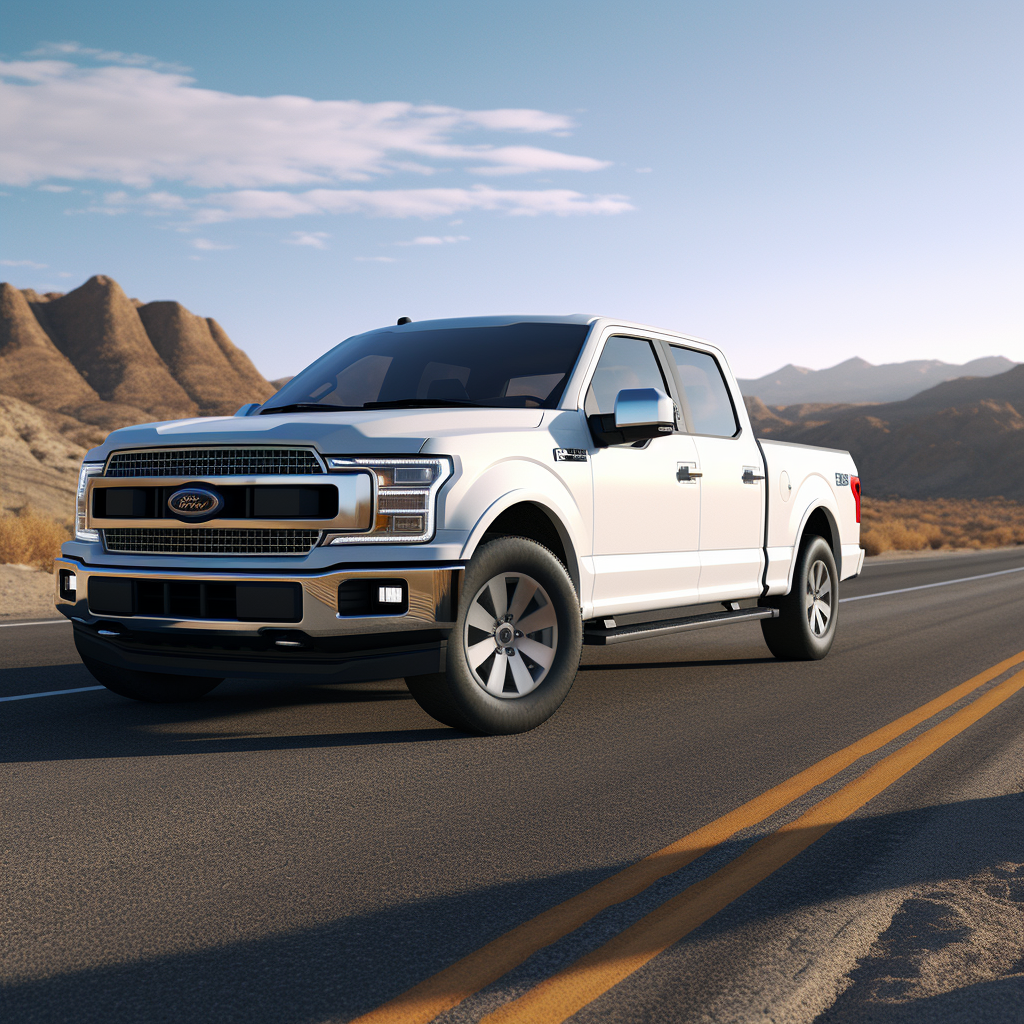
[509,655,534,694]
[485,651,507,693]
[518,636,555,669]
[818,575,831,599]
[467,637,497,671]
[487,577,508,620]
[517,605,556,636]
[507,577,538,625]
[467,602,497,634]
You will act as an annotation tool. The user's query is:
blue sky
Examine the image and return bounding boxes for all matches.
[2,1,1021,380]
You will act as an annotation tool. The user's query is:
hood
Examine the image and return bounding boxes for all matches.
[86,407,545,461]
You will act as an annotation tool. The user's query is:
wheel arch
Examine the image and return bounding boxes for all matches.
[789,504,842,590]
[462,494,582,597]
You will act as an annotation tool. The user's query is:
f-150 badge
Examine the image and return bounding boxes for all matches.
[554,448,588,462]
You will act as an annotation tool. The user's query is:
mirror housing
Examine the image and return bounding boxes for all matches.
[588,387,677,447]
[234,403,263,417]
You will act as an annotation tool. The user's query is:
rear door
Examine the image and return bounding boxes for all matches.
[586,335,702,618]
[665,344,765,602]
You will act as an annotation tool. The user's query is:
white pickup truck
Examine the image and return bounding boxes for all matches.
[56,315,863,734]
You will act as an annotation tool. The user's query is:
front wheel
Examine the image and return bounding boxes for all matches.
[760,534,838,660]
[406,536,583,734]
[81,656,223,703]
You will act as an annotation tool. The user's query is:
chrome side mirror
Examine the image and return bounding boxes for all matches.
[613,388,676,438]
[587,387,677,447]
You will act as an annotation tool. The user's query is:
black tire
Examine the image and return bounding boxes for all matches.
[81,656,223,703]
[760,534,838,660]
[405,536,583,735]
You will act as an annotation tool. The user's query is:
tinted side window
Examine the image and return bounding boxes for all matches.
[584,336,669,417]
[670,347,738,437]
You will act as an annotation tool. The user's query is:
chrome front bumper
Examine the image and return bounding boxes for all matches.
[54,557,462,636]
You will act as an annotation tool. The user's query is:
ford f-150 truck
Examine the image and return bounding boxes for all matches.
[55,315,863,734]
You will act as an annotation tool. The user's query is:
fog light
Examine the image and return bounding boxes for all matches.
[59,570,77,600]
[378,586,403,604]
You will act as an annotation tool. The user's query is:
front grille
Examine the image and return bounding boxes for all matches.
[103,528,321,556]
[105,448,323,478]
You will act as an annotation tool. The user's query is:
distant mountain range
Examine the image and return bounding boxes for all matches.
[738,356,1018,405]
[746,361,1024,500]
[0,275,277,519]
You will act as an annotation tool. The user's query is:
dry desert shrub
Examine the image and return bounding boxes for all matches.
[0,508,72,571]
[861,498,1024,556]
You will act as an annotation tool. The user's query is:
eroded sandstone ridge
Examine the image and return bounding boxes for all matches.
[0,275,277,518]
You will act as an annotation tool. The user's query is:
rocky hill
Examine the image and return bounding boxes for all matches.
[745,363,1024,501]
[738,355,1017,405]
[0,275,277,519]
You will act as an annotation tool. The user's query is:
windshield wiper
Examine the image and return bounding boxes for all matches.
[260,403,360,415]
[363,398,490,409]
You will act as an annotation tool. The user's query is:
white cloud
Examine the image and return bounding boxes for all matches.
[190,237,232,250]
[635,167,653,173]
[0,259,47,268]
[25,41,190,74]
[0,55,607,189]
[192,186,632,223]
[38,183,73,192]
[396,235,470,246]
[285,231,330,248]
[355,256,397,263]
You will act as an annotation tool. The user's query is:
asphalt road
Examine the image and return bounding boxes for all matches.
[3,549,1024,1023]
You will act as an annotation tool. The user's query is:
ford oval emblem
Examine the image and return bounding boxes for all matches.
[168,486,224,519]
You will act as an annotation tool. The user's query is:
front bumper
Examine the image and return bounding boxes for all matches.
[56,556,463,682]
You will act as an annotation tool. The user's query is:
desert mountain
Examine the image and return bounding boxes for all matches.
[746,363,1024,501]
[738,355,1017,405]
[0,275,278,518]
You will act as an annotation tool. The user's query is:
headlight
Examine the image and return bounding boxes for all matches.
[76,461,105,541]
[322,457,452,544]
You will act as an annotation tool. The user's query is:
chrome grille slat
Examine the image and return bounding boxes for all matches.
[103,528,321,556]
[105,448,323,478]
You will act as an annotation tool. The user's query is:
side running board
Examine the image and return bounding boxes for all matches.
[583,606,779,646]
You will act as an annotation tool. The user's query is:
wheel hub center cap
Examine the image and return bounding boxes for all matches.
[495,624,514,646]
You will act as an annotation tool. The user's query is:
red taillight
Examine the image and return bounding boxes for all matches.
[850,476,861,523]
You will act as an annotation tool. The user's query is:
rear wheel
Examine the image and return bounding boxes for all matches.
[405,536,583,734]
[760,534,838,660]
[81,656,223,703]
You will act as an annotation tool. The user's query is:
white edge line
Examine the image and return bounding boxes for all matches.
[0,686,105,702]
[840,564,1024,603]
[0,618,70,628]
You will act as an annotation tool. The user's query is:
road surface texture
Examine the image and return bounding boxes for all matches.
[3,549,1023,1023]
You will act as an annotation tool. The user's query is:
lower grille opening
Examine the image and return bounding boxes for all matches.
[103,528,321,556]
[89,577,302,622]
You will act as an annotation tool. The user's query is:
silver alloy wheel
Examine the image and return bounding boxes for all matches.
[805,558,833,637]
[463,572,558,699]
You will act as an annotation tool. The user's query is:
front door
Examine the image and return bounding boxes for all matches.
[587,335,701,618]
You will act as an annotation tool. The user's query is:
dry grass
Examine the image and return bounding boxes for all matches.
[0,508,73,572]
[861,498,1024,556]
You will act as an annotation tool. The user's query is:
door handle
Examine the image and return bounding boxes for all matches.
[742,468,765,483]
[677,464,702,482]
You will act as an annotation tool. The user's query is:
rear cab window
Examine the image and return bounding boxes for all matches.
[668,346,739,438]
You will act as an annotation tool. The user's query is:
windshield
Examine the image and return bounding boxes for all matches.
[262,322,590,413]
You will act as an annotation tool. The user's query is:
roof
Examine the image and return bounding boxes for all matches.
[351,313,599,338]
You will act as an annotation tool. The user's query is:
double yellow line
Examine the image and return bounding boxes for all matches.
[354,650,1024,1024]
